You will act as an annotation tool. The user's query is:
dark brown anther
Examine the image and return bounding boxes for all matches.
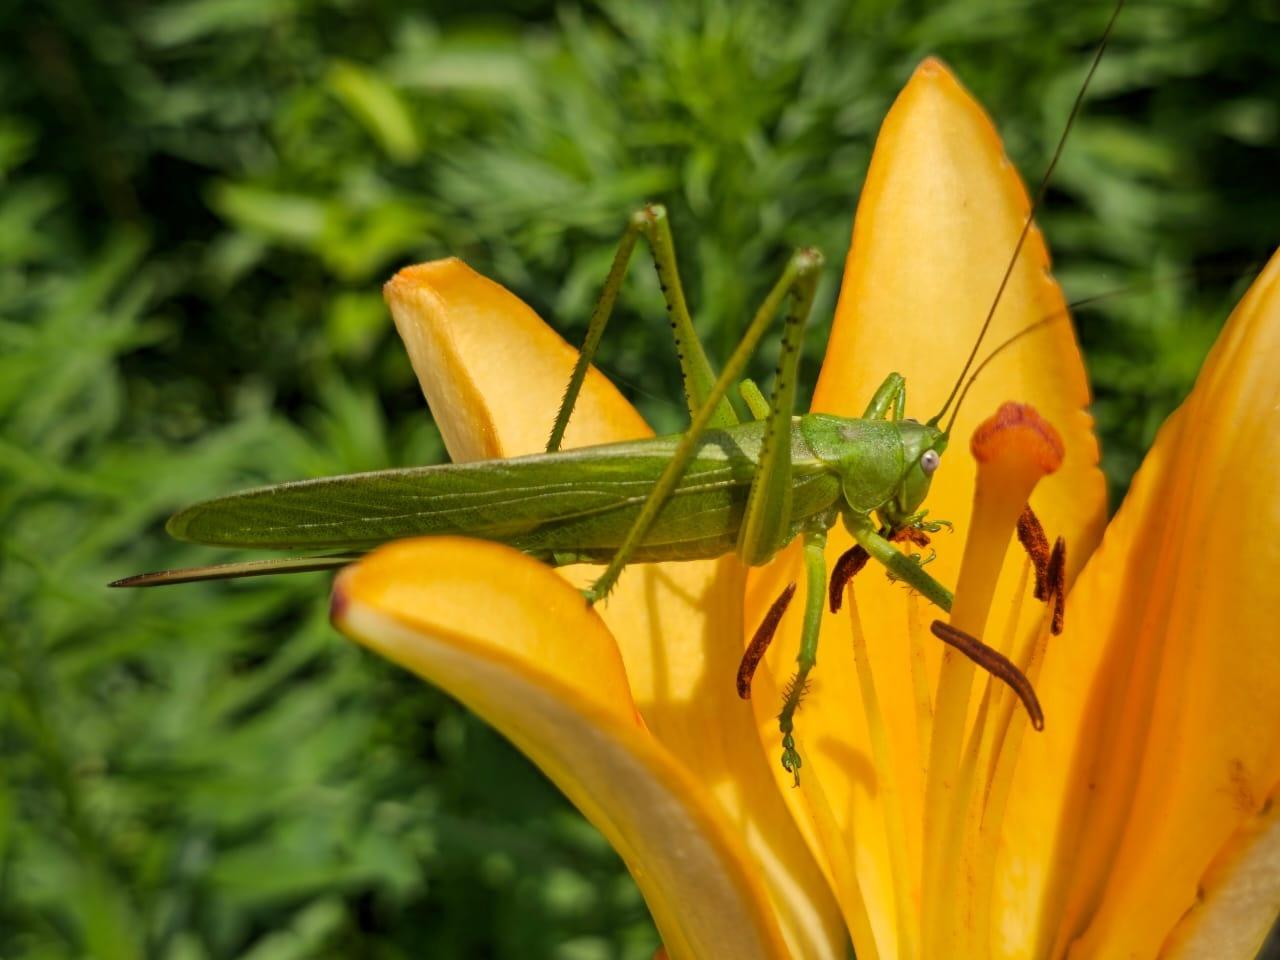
[891,526,933,548]
[828,545,870,613]
[1047,536,1067,635]
[930,620,1045,731]
[1016,505,1052,600]
[738,583,797,699]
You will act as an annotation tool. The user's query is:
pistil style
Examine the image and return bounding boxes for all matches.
[921,402,1065,956]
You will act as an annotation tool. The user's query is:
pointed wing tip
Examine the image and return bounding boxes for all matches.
[107,555,359,589]
[108,570,179,588]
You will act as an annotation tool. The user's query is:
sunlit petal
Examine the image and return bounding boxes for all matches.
[384,257,651,459]
[333,538,790,960]
[745,58,1107,956]
[1013,248,1280,957]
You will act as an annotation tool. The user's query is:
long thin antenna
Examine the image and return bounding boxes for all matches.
[946,260,1264,418]
[932,0,1126,433]
[949,310,1072,422]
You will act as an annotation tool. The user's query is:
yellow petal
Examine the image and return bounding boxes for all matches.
[332,538,790,960]
[745,58,1107,956]
[381,259,846,957]
[1023,248,1280,957]
[384,257,651,459]
[557,557,849,960]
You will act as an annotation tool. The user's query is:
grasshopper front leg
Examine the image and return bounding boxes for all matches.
[846,511,954,612]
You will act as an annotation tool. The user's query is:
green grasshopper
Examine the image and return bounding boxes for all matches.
[114,5,1124,782]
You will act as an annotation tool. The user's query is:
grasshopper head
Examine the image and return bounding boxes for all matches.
[881,421,949,528]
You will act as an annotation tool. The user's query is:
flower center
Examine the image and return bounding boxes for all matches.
[837,402,1069,958]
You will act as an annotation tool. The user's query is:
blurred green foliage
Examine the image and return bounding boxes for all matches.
[2,0,1276,956]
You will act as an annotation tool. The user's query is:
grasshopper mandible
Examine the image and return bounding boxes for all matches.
[113,3,1125,782]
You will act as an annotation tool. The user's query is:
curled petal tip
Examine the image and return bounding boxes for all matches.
[914,56,949,78]
[383,256,461,296]
[971,401,1065,475]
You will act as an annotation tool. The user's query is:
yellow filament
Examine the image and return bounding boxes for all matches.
[846,587,917,960]
[973,602,1055,957]
[799,759,882,960]
[982,563,1045,795]
[967,559,1033,813]
[906,592,934,778]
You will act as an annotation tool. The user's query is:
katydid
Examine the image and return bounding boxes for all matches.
[113,3,1125,782]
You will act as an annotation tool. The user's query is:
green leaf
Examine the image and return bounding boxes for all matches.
[326,61,422,164]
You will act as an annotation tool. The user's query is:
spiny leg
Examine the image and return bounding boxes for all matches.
[777,523,828,785]
[584,247,824,604]
[846,511,954,612]
[547,203,736,453]
[829,524,943,613]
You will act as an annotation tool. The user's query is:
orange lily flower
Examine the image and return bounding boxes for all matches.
[331,60,1280,959]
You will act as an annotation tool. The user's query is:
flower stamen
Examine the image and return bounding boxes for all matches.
[1047,536,1067,635]
[1017,505,1053,600]
[893,526,934,548]
[828,545,869,613]
[930,620,1044,731]
[737,582,796,699]
[953,559,1033,956]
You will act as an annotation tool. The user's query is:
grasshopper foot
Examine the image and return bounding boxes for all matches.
[894,511,953,543]
[780,733,802,787]
[886,548,937,585]
[777,668,812,786]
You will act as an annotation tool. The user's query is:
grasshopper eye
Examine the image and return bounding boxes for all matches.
[920,449,940,475]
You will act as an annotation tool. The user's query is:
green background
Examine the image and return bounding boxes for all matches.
[3,0,1277,956]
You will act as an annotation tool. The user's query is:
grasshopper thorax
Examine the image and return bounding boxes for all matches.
[800,414,947,525]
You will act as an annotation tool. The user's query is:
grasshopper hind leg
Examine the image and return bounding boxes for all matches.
[582,248,824,606]
[547,204,735,454]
